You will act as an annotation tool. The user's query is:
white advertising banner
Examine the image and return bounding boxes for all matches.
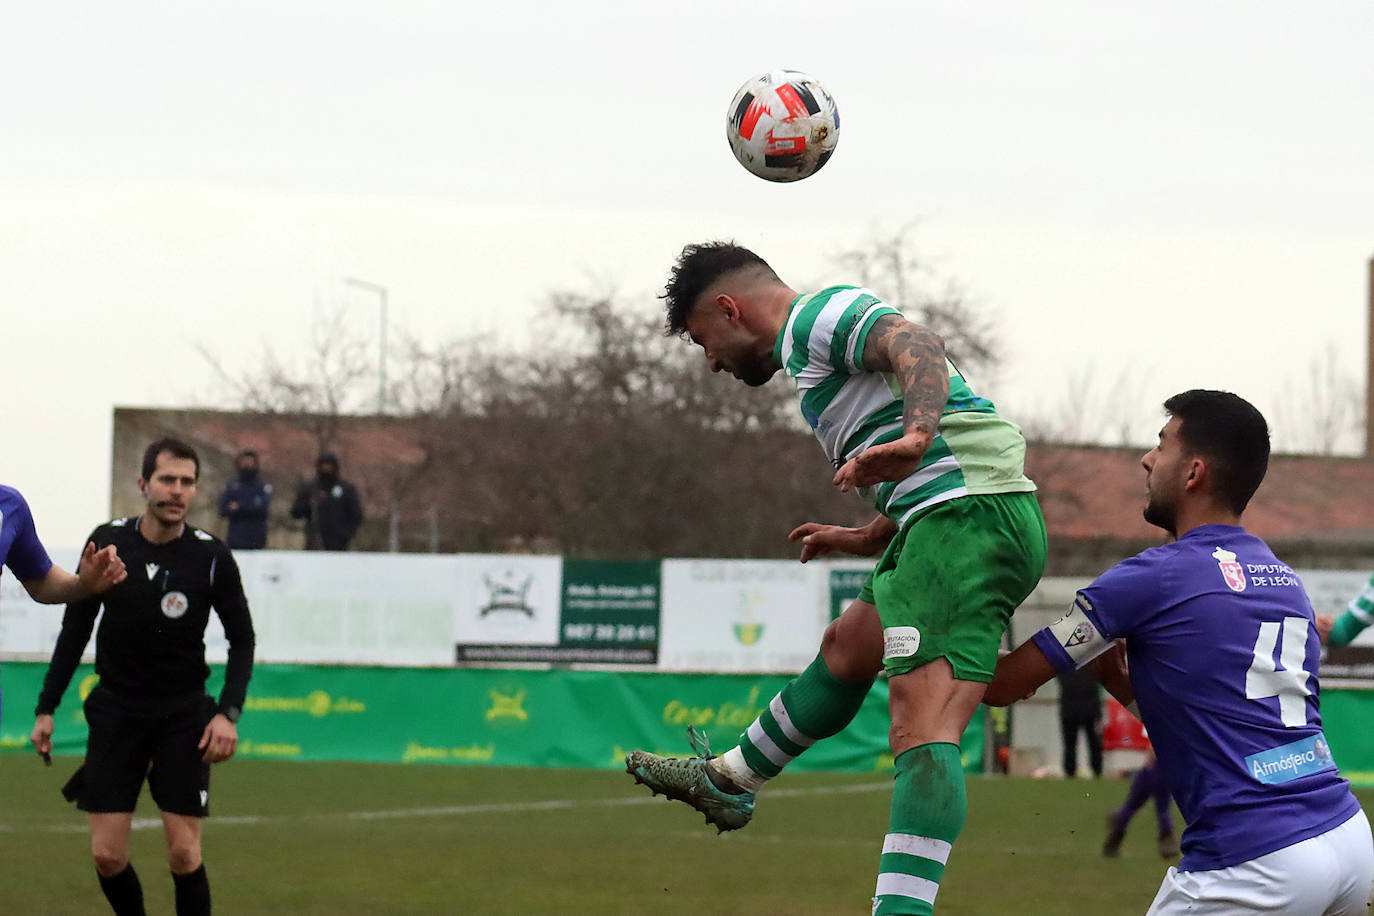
[232,551,460,665]
[0,548,82,661]
[450,553,563,649]
[1,550,566,667]
[657,559,827,673]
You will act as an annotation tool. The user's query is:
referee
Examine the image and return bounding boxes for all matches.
[30,437,255,916]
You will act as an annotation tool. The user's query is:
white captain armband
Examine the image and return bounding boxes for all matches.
[1045,597,1113,669]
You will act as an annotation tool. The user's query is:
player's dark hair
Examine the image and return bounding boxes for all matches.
[662,241,780,336]
[142,437,201,480]
[1163,389,1269,513]
[237,449,258,461]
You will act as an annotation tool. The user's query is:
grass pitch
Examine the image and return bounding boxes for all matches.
[2,755,1353,915]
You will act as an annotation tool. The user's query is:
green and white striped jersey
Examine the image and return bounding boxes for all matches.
[772,285,1036,530]
[1347,574,1374,626]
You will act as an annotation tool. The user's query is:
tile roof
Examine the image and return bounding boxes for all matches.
[1027,442,1374,544]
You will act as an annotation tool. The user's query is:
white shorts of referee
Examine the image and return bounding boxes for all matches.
[1147,808,1374,915]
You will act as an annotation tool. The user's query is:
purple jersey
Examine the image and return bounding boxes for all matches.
[1,485,54,585]
[1033,524,1360,871]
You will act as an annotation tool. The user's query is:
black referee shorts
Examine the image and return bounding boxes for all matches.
[66,686,215,818]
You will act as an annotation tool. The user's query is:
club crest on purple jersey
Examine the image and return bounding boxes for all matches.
[1213,547,1247,593]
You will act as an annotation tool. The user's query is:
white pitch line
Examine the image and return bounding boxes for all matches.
[342,779,890,822]
[0,780,891,834]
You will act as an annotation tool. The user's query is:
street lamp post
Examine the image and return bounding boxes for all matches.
[343,276,388,415]
[343,276,398,552]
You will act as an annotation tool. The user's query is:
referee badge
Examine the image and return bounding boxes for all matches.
[161,591,190,619]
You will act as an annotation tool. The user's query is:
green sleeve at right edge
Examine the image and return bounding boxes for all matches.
[1328,611,1368,649]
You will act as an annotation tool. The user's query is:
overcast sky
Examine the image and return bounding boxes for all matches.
[2,1,1372,546]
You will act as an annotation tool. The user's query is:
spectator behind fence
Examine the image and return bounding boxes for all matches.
[217,450,272,550]
[290,452,362,551]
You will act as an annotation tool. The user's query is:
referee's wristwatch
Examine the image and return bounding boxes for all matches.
[219,705,242,724]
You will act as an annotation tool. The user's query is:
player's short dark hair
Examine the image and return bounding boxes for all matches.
[1163,389,1269,513]
[236,449,258,461]
[662,241,779,336]
[142,437,201,480]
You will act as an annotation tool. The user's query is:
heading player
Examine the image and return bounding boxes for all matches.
[627,242,1045,915]
[30,437,256,916]
[986,390,1373,914]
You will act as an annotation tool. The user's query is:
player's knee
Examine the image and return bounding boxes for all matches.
[819,618,845,662]
[92,848,129,877]
[888,719,930,755]
[821,617,881,682]
[166,840,202,874]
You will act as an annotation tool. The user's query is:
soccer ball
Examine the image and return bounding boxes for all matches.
[726,70,840,183]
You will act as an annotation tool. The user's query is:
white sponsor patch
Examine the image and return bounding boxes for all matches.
[161,591,189,619]
[883,626,921,658]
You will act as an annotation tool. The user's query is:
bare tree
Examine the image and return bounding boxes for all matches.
[831,224,1000,380]
[198,303,375,450]
[1272,343,1364,456]
[424,290,824,557]
[1020,365,1157,448]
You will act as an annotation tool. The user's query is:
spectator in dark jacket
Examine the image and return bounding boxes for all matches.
[1058,666,1103,778]
[290,452,363,550]
[217,449,273,550]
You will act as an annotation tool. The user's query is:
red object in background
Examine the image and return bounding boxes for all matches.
[1102,697,1151,751]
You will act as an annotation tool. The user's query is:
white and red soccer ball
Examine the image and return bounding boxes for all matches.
[726,70,840,183]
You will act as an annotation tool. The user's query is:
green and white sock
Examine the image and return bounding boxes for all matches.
[873,742,966,916]
[714,652,871,792]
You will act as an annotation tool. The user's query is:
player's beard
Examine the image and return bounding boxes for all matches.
[732,351,778,388]
[1142,488,1177,536]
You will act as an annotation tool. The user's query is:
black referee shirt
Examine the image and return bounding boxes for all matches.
[35,517,255,718]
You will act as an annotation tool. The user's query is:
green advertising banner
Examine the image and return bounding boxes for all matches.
[0,662,983,774]
[1317,688,1374,787]
[828,568,872,620]
[557,559,661,663]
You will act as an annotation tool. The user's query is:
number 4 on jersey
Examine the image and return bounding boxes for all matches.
[1245,618,1313,728]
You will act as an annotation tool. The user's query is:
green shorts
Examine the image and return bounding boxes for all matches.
[857,491,1046,681]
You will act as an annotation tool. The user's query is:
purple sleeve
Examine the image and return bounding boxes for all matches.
[1032,627,1076,673]
[5,495,54,582]
[1029,554,1162,674]
[1074,552,1162,640]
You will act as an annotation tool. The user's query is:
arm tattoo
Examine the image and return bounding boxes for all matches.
[861,314,948,436]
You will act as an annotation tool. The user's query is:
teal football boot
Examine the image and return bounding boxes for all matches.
[625,726,756,833]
